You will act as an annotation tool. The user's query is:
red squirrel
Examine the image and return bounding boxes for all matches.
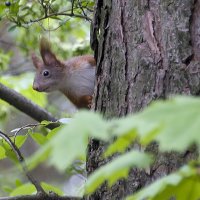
[31,38,96,109]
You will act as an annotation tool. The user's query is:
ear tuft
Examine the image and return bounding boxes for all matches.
[40,37,58,66]
[31,52,42,69]
[40,37,51,54]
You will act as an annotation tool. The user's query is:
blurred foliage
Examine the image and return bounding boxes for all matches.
[10,182,64,196]
[15,16,92,58]
[0,0,94,196]
[0,0,94,58]
[0,101,10,130]
[127,164,200,200]
[0,49,12,70]
[0,0,94,129]
[0,73,47,107]
[0,96,200,198]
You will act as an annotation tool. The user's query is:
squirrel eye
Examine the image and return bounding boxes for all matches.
[42,70,50,77]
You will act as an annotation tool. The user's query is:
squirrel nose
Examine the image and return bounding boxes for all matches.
[33,82,39,91]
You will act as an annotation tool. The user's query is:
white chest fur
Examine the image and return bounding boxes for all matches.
[64,63,96,98]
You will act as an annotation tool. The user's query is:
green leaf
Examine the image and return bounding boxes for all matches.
[0,145,6,159]
[30,132,47,145]
[8,25,17,32]
[46,126,62,140]
[27,143,51,170]
[1,135,27,162]
[136,96,200,151]
[111,114,159,145]
[2,186,13,193]
[27,127,62,170]
[0,135,27,152]
[15,179,23,187]
[71,111,111,141]
[10,183,36,196]
[41,182,64,195]
[48,124,87,171]
[110,96,200,153]
[13,135,28,148]
[0,49,11,70]
[126,165,200,200]
[104,131,137,157]
[41,120,52,126]
[48,111,111,171]
[85,150,153,194]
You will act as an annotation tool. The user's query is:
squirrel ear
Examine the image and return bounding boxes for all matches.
[40,37,60,66]
[31,53,42,69]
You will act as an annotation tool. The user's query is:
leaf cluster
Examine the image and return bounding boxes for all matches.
[0,0,94,28]
[1,96,200,199]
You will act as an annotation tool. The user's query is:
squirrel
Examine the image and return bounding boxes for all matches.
[31,38,96,109]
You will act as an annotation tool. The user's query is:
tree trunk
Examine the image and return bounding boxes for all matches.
[87,0,200,199]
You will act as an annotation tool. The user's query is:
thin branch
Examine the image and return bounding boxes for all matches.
[77,0,87,19]
[36,18,70,32]
[0,194,82,200]
[11,121,61,142]
[38,0,48,17]
[28,11,92,24]
[0,130,46,194]
[71,0,75,15]
[12,123,40,143]
[0,83,59,129]
[0,132,82,200]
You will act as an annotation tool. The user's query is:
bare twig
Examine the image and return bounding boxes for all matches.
[11,121,61,142]
[38,0,48,17]
[28,11,92,24]
[77,0,88,19]
[11,123,41,143]
[77,0,94,12]
[0,194,81,200]
[0,130,46,194]
[5,1,92,29]
[36,18,70,32]
[71,0,75,15]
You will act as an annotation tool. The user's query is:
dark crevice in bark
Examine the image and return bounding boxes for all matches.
[186,0,196,66]
[98,12,109,75]
[195,88,200,96]
[120,0,130,115]
[146,0,150,9]
[93,1,110,113]
[190,0,200,61]
[147,4,165,98]
[91,0,102,112]
[91,0,103,58]
[187,0,200,96]
[107,38,112,110]
[86,139,100,175]
[94,81,100,111]
[162,71,168,99]
[183,54,194,66]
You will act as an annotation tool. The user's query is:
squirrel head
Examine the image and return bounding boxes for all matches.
[31,37,66,92]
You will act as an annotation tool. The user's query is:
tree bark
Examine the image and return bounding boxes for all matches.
[87,0,200,199]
